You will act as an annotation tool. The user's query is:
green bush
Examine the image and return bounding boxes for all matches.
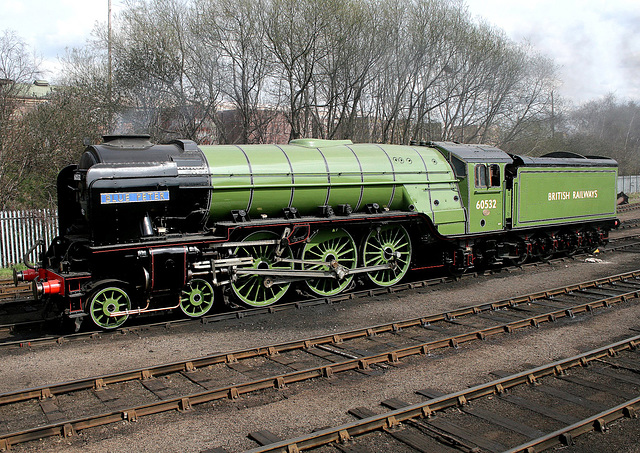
[0,265,26,280]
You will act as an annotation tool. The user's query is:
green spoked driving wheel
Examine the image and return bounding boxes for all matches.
[180,279,215,317]
[302,228,357,296]
[88,286,131,329]
[231,231,293,307]
[362,225,412,287]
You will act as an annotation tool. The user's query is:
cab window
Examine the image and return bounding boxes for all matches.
[450,155,467,178]
[475,164,501,188]
[489,164,501,187]
[474,164,488,188]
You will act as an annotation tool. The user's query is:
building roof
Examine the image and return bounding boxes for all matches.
[6,80,56,100]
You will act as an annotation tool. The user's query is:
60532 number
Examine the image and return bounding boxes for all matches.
[475,199,497,210]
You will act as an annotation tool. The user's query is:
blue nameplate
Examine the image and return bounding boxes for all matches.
[101,190,170,204]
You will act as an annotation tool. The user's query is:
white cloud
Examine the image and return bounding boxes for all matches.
[465,0,640,103]
[0,0,118,79]
[3,1,26,14]
[1,0,638,102]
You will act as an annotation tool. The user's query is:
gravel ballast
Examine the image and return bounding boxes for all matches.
[3,241,640,452]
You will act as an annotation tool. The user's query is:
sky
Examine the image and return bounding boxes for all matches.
[1,0,122,76]
[1,0,639,105]
[464,0,640,103]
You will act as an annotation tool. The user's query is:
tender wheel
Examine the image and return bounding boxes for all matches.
[302,228,357,296]
[362,225,412,287]
[88,285,131,329]
[180,279,215,317]
[532,233,554,262]
[506,236,528,265]
[562,230,581,256]
[231,231,293,307]
[581,228,600,253]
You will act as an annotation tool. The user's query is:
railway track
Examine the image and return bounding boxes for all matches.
[616,202,640,213]
[615,216,640,230]
[3,233,640,349]
[0,269,639,450]
[0,203,636,309]
[0,279,30,303]
[242,334,640,453]
[0,251,614,349]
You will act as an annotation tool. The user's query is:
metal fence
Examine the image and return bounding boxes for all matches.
[618,175,640,194]
[0,209,58,268]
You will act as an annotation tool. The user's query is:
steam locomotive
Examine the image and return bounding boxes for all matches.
[15,136,619,329]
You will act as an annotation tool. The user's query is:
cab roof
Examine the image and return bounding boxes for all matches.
[428,141,513,164]
[429,141,617,168]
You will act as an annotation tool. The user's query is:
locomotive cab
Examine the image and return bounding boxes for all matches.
[430,142,512,234]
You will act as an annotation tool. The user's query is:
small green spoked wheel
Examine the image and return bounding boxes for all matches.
[180,279,215,317]
[231,231,293,307]
[362,225,412,286]
[302,228,357,296]
[88,286,131,329]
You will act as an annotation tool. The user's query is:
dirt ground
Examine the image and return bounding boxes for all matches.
[3,216,640,452]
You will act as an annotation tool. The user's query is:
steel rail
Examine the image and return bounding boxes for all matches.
[504,397,640,453]
[618,218,640,229]
[0,281,30,303]
[2,236,639,350]
[3,230,640,344]
[0,276,640,449]
[1,268,639,407]
[617,202,640,213]
[243,334,640,453]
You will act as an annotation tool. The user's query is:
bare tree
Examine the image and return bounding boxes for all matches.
[111,0,222,142]
[496,51,558,147]
[1,0,579,210]
[263,0,335,140]
[305,0,385,140]
[0,30,41,209]
[60,42,119,134]
[196,0,276,143]
[70,0,562,148]
[567,95,640,173]
[401,0,463,143]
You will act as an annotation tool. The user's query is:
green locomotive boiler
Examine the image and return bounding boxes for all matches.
[16,136,618,329]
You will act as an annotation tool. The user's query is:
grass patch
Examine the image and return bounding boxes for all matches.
[0,265,26,280]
